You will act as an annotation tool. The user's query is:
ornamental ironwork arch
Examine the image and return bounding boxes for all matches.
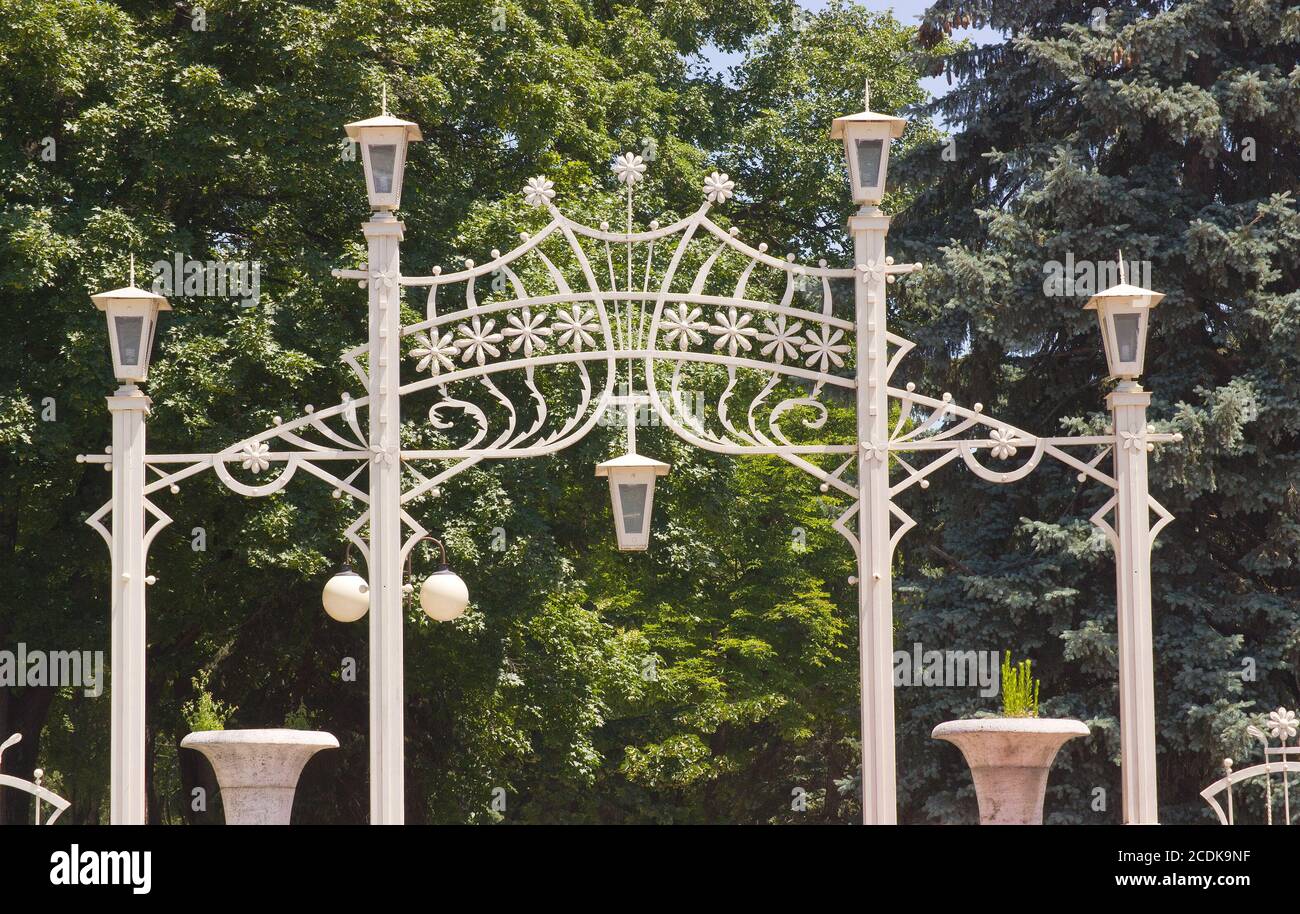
[83,160,1172,568]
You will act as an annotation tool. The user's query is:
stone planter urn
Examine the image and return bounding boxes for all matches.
[181,729,338,825]
[932,718,1089,825]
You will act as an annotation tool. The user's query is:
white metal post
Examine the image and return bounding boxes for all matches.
[1109,382,1159,824]
[364,214,406,824]
[850,206,897,824]
[107,384,150,825]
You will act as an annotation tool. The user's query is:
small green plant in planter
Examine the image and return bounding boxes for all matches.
[1000,651,1040,718]
[181,669,237,732]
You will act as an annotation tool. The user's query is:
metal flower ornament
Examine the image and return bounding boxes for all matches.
[703,172,734,204]
[612,152,646,185]
[80,93,1185,826]
[523,176,555,208]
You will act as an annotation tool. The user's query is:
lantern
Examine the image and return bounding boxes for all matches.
[1085,279,1164,380]
[90,279,171,383]
[419,566,470,621]
[406,536,469,621]
[344,113,422,211]
[596,452,670,551]
[322,550,369,622]
[830,105,906,206]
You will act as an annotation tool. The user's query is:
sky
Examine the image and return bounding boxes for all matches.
[701,0,1001,119]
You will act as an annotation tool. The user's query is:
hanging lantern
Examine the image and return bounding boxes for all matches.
[596,452,670,551]
[322,548,369,622]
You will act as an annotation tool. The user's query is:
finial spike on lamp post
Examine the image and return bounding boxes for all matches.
[863,78,870,112]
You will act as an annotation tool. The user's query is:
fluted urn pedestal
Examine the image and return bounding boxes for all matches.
[181,729,338,825]
[932,718,1089,825]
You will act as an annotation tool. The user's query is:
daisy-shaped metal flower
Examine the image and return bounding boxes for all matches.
[703,172,735,204]
[709,307,758,357]
[503,307,552,356]
[756,314,803,363]
[456,316,505,365]
[553,304,601,351]
[612,152,646,187]
[800,325,850,372]
[238,441,271,473]
[989,428,1018,460]
[410,330,459,375]
[1268,707,1297,741]
[661,304,709,351]
[523,176,555,207]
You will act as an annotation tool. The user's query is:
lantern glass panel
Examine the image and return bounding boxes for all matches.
[855,138,884,189]
[618,482,648,535]
[1113,312,1141,363]
[143,315,156,367]
[369,144,397,194]
[115,315,145,367]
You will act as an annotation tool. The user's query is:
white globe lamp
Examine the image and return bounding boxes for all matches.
[322,554,369,623]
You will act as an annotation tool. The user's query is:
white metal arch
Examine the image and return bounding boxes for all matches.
[81,142,1181,825]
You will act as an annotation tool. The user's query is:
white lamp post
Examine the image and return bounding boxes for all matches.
[1088,256,1167,824]
[346,92,422,823]
[834,83,905,824]
[90,261,171,825]
[830,83,906,207]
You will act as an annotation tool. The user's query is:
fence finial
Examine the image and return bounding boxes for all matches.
[0,732,20,768]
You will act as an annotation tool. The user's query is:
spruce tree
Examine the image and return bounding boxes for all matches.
[890,0,1300,822]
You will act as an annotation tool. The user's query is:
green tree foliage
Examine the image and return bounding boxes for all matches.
[892,0,1300,822]
[0,0,933,823]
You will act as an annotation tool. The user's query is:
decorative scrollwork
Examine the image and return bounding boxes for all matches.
[80,147,1179,571]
